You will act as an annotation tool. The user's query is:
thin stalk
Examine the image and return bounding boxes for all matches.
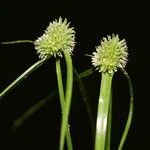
[56,59,65,107]
[56,59,73,150]
[0,59,46,99]
[95,72,113,150]
[118,69,134,150]
[79,68,95,79]
[1,40,34,45]
[59,51,73,150]
[73,68,95,143]
[105,89,112,150]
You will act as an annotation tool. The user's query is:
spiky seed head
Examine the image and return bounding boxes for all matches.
[91,34,128,74]
[34,17,75,59]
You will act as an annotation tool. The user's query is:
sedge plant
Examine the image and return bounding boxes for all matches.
[34,17,75,150]
[0,17,134,150]
[1,17,75,150]
[91,34,129,150]
[9,65,133,150]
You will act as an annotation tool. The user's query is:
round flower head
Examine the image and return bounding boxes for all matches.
[92,34,128,74]
[34,17,75,59]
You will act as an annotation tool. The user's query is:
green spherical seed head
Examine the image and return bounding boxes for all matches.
[92,34,128,74]
[34,17,75,59]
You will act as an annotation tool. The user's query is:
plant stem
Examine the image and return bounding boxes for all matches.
[56,59,73,150]
[56,59,65,108]
[79,68,95,79]
[59,51,73,150]
[95,72,113,150]
[105,89,112,150]
[0,59,46,99]
[118,69,134,150]
[1,40,34,45]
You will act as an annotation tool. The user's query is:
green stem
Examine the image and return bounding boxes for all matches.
[95,72,113,150]
[1,40,34,45]
[59,51,73,150]
[0,59,46,98]
[118,69,134,150]
[105,89,112,150]
[79,68,95,79]
[56,59,65,108]
[56,59,73,150]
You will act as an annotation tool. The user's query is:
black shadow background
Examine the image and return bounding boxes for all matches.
[0,0,149,149]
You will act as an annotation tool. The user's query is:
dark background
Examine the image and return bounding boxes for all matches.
[0,0,149,149]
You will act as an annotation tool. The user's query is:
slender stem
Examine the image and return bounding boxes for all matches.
[0,59,46,98]
[59,51,73,150]
[56,59,65,107]
[1,40,34,45]
[56,59,73,150]
[79,68,95,79]
[95,72,113,150]
[118,69,134,150]
[73,68,95,143]
[105,89,112,150]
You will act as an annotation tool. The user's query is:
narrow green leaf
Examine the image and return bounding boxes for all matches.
[118,69,134,150]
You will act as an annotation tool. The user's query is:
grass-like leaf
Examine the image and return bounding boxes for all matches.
[118,68,134,150]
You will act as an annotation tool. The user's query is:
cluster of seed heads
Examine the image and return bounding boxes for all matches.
[34,18,128,73]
